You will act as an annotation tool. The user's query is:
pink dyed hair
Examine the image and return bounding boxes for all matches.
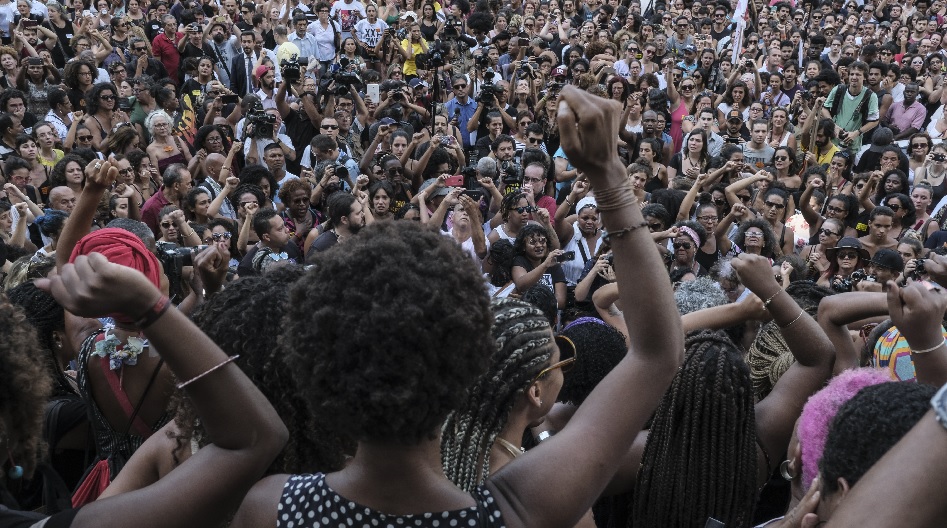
[797,368,890,490]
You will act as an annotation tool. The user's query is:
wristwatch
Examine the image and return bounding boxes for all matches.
[932,382,947,432]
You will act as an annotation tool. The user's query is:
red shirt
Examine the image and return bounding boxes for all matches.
[151,31,183,83]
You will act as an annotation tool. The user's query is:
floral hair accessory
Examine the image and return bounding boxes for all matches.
[93,328,146,371]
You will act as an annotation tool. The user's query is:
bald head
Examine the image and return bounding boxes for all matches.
[48,186,76,213]
[204,153,226,178]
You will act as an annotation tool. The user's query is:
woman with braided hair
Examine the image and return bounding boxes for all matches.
[441,298,572,492]
[616,254,836,527]
[231,86,685,528]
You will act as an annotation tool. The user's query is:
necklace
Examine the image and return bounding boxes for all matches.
[495,437,524,458]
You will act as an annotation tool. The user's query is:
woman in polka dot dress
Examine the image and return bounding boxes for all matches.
[230,88,683,528]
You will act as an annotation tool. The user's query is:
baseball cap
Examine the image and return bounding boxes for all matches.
[869,248,905,272]
[683,44,696,53]
[400,10,417,20]
[408,78,429,88]
[552,65,568,77]
[726,109,742,122]
[254,64,271,79]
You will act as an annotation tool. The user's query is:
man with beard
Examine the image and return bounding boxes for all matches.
[230,30,259,96]
[306,191,367,261]
[799,112,840,169]
[204,17,241,89]
[177,21,215,81]
[15,23,57,57]
[126,38,168,79]
[254,64,277,110]
[242,208,300,274]
[867,61,894,138]
[620,109,671,164]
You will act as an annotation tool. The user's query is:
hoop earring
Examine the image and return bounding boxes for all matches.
[779,459,794,481]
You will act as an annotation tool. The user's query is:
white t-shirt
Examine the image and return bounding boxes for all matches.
[354,18,387,48]
[330,0,366,34]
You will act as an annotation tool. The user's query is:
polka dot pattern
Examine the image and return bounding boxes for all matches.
[277,473,504,528]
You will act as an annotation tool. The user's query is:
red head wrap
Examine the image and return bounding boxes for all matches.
[69,228,162,324]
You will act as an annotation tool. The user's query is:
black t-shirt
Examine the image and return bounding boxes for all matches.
[237,241,301,277]
[512,255,566,293]
[283,109,318,175]
[48,21,75,68]
[305,230,340,263]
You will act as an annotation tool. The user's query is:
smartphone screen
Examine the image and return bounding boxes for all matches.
[367,83,380,102]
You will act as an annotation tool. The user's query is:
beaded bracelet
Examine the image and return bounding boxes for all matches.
[602,221,650,243]
[762,289,782,309]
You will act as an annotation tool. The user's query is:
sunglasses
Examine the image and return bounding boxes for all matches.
[673,241,693,250]
[826,205,846,214]
[818,228,840,237]
[738,195,751,202]
[515,206,538,214]
[745,231,764,238]
[134,46,147,52]
[211,231,232,241]
[77,135,93,141]
[888,204,902,211]
[118,167,134,175]
[837,252,859,260]
[321,124,339,130]
[681,84,695,90]
[100,94,117,100]
[530,335,577,385]
[160,221,174,228]
[454,84,467,89]
[648,222,664,231]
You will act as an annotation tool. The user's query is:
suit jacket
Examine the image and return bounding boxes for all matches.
[230,53,258,97]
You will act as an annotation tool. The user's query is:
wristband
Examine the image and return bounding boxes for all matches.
[134,296,171,329]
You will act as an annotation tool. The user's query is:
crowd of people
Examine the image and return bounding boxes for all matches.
[4,0,947,525]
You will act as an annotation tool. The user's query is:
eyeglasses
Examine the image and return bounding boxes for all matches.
[826,205,846,215]
[320,124,339,130]
[211,231,232,241]
[78,70,93,76]
[530,335,577,385]
[386,167,404,174]
[745,231,764,238]
[206,135,223,143]
[515,206,538,214]
[696,214,717,221]
[818,228,840,237]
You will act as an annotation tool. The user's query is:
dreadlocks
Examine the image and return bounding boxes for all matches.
[632,330,757,528]
[441,298,553,492]
[6,281,72,398]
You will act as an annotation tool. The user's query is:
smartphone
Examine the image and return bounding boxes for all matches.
[556,250,576,263]
[440,135,455,146]
[22,19,37,27]
[367,83,380,102]
[462,189,483,201]
[220,94,239,105]
[117,96,132,111]
[444,174,464,187]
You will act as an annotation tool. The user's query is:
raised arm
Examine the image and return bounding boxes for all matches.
[486,86,683,528]
[38,246,287,528]
[736,255,836,487]
[799,177,825,227]
[817,291,888,374]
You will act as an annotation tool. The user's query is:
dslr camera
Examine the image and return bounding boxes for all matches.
[245,103,276,138]
[280,53,309,83]
[499,159,522,184]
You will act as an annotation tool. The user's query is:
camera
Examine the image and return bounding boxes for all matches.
[499,159,522,184]
[416,41,448,70]
[518,61,537,78]
[476,70,503,106]
[832,269,868,293]
[156,242,208,300]
[444,15,464,39]
[934,154,946,162]
[319,58,362,96]
[556,250,576,262]
[280,53,309,83]
[245,103,276,138]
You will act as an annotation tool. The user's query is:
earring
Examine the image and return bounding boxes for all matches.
[6,449,22,480]
[779,459,794,481]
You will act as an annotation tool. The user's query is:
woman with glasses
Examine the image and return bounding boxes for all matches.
[679,177,722,270]
[188,124,231,182]
[665,61,696,152]
[667,219,708,277]
[818,237,870,289]
[800,217,845,279]
[156,204,201,246]
[907,132,932,181]
[145,109,191,176]
[83,82,130,152]
[511,223,567,308]
[442,297,574,490]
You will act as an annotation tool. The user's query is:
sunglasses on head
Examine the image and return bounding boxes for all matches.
[530,335,577,384]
